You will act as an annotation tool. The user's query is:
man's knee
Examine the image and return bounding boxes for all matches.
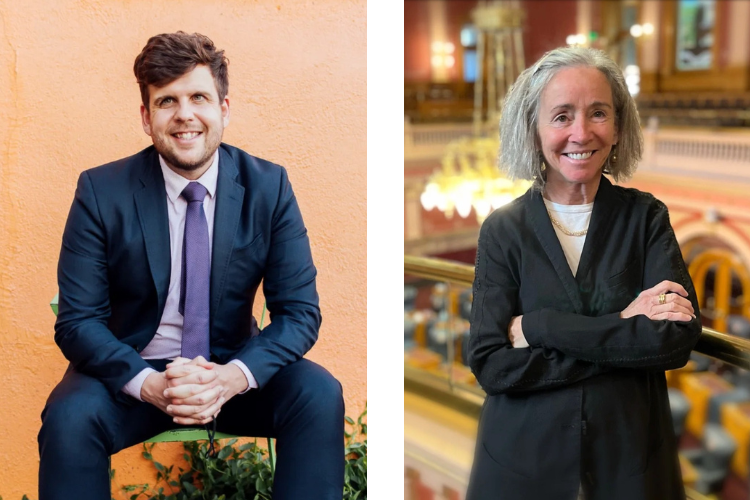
[305,367,344,413]
[39,376,115,452]
[281,360,344,420]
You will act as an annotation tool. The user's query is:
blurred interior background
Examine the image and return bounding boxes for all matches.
[404,1,750,499]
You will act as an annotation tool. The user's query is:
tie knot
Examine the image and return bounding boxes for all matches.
[181,182,208,203]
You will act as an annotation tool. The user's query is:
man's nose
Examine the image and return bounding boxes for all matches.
[174,100,196,121]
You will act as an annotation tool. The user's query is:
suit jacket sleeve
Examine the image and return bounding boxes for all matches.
[233,167,321,388]
[55,172,152,395]
[469,214,612,395]
[522,199,702,370]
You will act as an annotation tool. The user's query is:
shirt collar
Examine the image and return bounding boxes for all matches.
[159,151,219,204]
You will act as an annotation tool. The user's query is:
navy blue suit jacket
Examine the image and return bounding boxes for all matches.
[55,143,321,395]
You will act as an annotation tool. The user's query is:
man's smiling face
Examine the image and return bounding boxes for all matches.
[140,64,230,179]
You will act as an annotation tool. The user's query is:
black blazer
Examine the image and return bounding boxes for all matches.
[55,144,321,395]
[466,176,701,500]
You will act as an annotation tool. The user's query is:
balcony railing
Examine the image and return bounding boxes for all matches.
[405,254,750,371]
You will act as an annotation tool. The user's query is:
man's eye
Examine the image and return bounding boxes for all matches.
[193,95,205,101]
[593,110,606,118]
[160,97,174,105]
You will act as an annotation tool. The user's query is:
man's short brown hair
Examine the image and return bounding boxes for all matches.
[134,31,229,109]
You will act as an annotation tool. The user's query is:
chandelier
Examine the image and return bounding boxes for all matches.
[420,136,531,220]
[420,2,530,224]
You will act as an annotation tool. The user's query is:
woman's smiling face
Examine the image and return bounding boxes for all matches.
[537,66,618,192]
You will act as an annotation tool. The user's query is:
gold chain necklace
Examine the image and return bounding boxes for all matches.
[547,211,588,237]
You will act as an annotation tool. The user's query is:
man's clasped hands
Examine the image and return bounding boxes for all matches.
[140,357,250,425]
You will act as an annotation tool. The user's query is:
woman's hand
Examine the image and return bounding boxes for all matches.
[508,315,529,348]
[620,280,696,322]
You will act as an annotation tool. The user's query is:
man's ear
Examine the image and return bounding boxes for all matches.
[222,96,230,128]
[140,104,152,136]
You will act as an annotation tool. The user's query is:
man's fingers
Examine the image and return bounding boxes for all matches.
[165,364,203,378]
[169,397,225,421]
[166,357,191,368]
[165,369,218,387]
[164,382,218,399]
[165,363,214,380]
[165,357,214,374]
[173,409,221,426]
[188,356,214,368]
[170,385,224,406]
[191,397,225,421]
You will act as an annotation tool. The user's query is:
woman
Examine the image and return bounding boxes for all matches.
[466,47,701,500]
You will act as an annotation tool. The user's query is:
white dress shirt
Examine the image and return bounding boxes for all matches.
[121,151,257,401]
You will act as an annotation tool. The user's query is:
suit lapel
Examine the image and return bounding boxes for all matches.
[210,147,245,320]
[574,175,616,286]
[528,188,584,313]
[134,149,171,317]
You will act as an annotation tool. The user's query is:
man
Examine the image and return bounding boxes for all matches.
[39,32,344,500]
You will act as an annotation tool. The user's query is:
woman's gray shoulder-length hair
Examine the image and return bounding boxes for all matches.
[499,46,643,190]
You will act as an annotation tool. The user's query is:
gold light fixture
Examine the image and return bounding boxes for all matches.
[420,2,530,224]
[420,136,531,220]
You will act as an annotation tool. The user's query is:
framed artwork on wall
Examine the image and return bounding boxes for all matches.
[675,0,715,71]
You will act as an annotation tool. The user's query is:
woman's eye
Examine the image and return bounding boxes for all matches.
[554,115,568,123]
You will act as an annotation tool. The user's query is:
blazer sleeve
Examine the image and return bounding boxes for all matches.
[522,199,702,370]
[233,167,321,388]
[55,172,152,395]
[468,215,613,395]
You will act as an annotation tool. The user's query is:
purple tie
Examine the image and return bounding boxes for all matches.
[179,182,210,359]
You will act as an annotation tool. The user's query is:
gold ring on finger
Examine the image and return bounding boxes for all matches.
[659,293,666,305]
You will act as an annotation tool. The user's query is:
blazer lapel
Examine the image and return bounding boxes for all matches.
[574,175,616,286]
[528,188,584,313]
[210,147,245,320]
[134,150,171,317]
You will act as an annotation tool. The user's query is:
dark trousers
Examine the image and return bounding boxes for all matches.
[38,358,345,500]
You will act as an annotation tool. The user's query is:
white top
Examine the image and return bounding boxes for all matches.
[121,152,256,400]
[543,199,593,277]
[544,197,594,500]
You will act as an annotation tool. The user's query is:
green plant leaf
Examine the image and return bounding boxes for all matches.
[218,445,233,460]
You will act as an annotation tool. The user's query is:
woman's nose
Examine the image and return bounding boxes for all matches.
[570,118,593,143]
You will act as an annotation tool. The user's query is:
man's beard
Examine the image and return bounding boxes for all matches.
[153,128,222,173]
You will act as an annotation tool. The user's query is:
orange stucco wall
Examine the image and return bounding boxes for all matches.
[0,0,366,497]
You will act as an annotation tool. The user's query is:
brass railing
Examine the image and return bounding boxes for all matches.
[405,254,743,500]
[405,254,750,371]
